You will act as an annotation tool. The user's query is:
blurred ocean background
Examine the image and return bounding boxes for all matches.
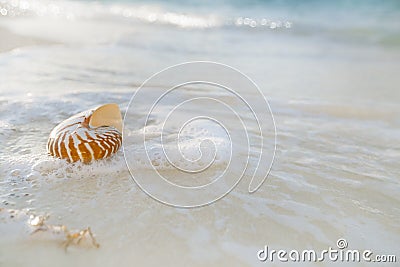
[0,0,399,266]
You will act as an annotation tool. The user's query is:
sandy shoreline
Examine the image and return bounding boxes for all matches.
[0,26,53,53]
[0,0,399,265]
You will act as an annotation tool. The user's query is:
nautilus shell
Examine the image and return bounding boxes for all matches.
[47,103,123,163]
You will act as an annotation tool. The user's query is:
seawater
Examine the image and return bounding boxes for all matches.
[0,0,399,266]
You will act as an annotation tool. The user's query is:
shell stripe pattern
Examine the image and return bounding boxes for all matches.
[47,110,122,163]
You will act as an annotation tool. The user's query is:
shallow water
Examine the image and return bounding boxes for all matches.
[0,0,400,266]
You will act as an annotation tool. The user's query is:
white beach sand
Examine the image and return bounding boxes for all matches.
[0,0,399,266]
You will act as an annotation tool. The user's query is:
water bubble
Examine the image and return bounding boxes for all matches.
[0,8,8,16]
[235,17,243,26]
[260,19,268,26]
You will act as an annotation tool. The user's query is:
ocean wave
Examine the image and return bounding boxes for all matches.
[1,0,399,47]
[0,0,291,30]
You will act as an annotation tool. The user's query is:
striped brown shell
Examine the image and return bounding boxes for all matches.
[47,104,122,163]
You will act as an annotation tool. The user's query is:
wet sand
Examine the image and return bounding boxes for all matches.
[0,26,52,53]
